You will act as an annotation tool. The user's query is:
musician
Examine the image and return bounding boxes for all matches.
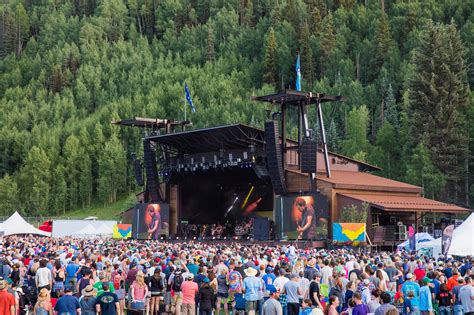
[147,205,161,240]
[295,197,317,240]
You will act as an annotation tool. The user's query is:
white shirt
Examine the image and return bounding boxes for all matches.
[35,267,52,287]
[320,266,333,285]
[273,276,289,292]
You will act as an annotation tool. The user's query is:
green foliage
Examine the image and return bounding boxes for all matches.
[0,0,472,216]
[339,202,369,223]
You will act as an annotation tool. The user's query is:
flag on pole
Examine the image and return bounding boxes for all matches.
[185,83,196,113]
[296,54,301,91]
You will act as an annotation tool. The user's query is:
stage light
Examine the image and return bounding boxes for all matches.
[247,236,250,240]
[176,237,180,240]
[224,237,227,240]
[193,237,196,240]
[160,237,163,240]
[213,237,215,240]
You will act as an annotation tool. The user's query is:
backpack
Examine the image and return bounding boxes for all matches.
[172,274,183,292]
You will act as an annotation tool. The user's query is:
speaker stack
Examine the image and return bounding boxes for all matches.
[264,120,287,195]
[300,138,317,173]
[143,139,162,202]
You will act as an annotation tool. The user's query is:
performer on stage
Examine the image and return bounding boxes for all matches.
[295,197,318,240]
[147,205,161,240]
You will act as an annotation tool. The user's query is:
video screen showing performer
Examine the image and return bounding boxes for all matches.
[133,203,169,240]
[277,193,329,240]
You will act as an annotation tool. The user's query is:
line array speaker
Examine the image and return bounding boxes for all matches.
[264,120,287,195]
[300,138,317,173]
[143,139,162,202]
[133,159,144,186]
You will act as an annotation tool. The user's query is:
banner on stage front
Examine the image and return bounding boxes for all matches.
[332,223,366,243]
[113,224,132,239]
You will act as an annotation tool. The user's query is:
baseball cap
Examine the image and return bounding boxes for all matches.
[406,273,414,280]
[268,287,278,294]
[422,277,432,284]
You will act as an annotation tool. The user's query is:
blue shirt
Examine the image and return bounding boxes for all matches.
[54,294,80,315]
[66,264,79,282]
[243,276,262,302]
[262,274,276,293]
[401,281,420,307]
[419,286,432,311]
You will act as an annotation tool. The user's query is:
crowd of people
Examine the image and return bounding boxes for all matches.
[0,236,472,315]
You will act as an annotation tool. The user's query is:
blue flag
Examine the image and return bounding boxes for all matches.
[185,83,196,113]
[296,54,301,91]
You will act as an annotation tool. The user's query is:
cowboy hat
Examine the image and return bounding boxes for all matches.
[244,267,258,277]
[81,285,97,297]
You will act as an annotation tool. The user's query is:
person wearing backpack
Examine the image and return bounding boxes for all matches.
[169,269,184,315]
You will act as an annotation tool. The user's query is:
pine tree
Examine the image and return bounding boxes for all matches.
[262,27,278,88]
[327,119,340,152]
[408,21,469,201]
[373,13,391,77]
[206,25,215,62]
[300,21,314,86]
[320,12,336,75]
[0,175,19,216]
[19,146,51,214]
[405,143,446,199]
[341,105,370,158]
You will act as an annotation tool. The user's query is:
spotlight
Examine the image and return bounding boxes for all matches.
[193,237,196,240]
[224,237,227,240]
[176,237,180,240]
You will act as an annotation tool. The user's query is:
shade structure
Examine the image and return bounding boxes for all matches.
[448,213,474,256]
[0,212,50,236]
[397,232,434,250]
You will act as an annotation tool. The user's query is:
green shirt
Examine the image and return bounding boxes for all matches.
[93,281,115,297]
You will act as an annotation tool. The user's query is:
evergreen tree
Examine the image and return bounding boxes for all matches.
[19,146,51,214]
[373,13,391,78]
[262,26,278,88]
[206,25,215,62]
[300,21,314,86]
[341,105,370,158]
[320,12,336,75]
[408,21,469,201]
[405,143,446,199]
[0,174,19,216]
[326,119,340,152]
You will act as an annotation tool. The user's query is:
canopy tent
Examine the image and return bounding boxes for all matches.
[97,223,113,235]
[52,220,117,237]
[448,213,474,256]
[0,212,51,236]
[71,224,97,237]
[397,232,434,250]
[417,237,442,258]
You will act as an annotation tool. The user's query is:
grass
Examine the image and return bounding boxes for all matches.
[58,194,133,221]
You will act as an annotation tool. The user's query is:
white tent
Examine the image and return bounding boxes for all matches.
[417,237,442,258]
[71,224,97,237]
[448,213,474,256]
[0,212,51,237]
[397,232,434,250]
[97,223,113,236]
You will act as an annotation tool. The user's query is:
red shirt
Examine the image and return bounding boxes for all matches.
[414,268,425,280]
[181,281,198,304]
[0,290,15,315]
[447,275,459,291]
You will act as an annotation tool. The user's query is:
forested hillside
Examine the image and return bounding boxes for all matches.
[0,0,472,216]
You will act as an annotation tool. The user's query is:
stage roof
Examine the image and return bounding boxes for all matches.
[338,193,469,213]
[112,117,190,129]
[146,124,265,153]
[252,90,346,106]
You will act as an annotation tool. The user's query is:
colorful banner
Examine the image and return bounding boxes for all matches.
[442,224,454,256]
[113,224,132,239]
[332,223,366,242]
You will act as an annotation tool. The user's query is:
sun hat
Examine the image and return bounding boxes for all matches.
[37,288,50,301]
[81,285,97,297]
[244,267,258,277]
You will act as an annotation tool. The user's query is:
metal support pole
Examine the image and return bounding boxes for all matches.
[299,103,316,188]
[281,103,286,169]
[317,99,331,178]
